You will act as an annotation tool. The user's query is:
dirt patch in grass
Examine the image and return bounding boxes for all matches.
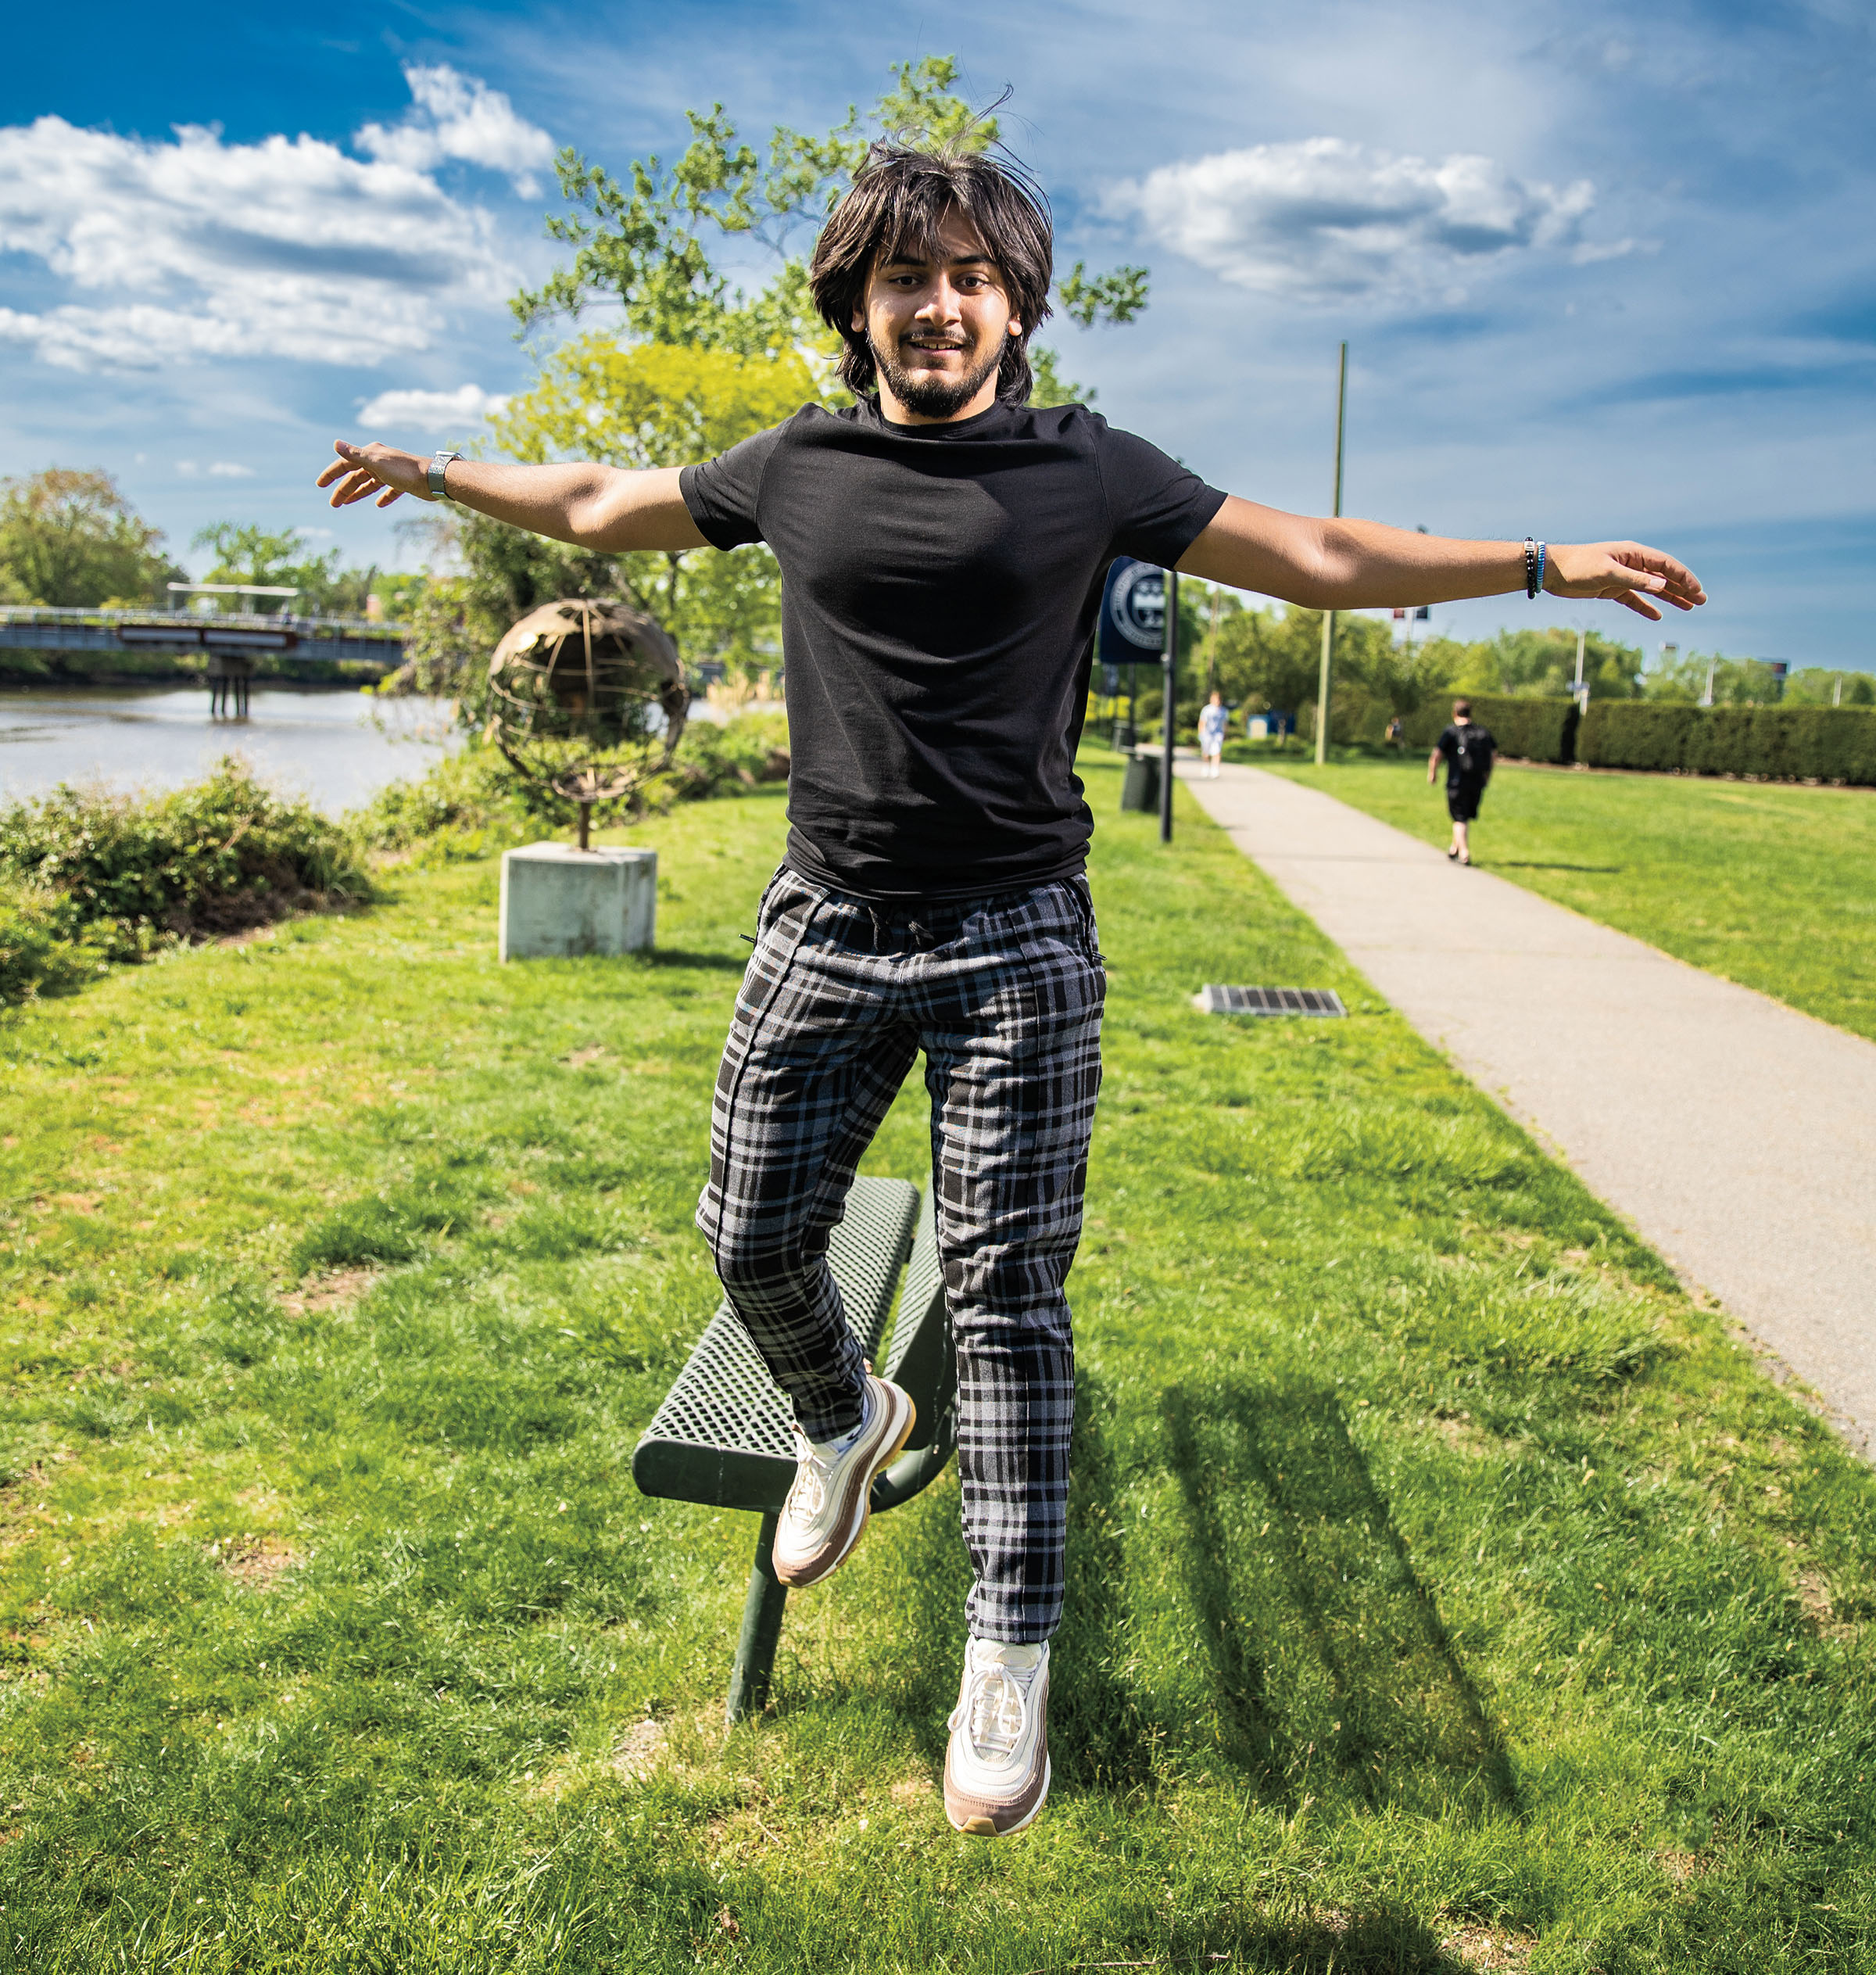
[1441,1922,1536,1969]
[613,1718,668,1777]
[280,1268,378,1317]
[209,1534,299,1586]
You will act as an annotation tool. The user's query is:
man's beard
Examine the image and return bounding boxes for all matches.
[871,328,1005,418]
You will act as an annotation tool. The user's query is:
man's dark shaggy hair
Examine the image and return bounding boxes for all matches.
[809,144,1054,407]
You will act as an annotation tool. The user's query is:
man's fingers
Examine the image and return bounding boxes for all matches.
[375,486,404,508]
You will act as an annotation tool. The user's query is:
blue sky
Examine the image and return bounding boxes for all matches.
[3,0,1872,667]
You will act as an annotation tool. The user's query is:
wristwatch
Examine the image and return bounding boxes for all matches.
[427,450,463,501]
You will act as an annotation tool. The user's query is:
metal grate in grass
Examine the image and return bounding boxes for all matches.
[1195,984,1347,1018]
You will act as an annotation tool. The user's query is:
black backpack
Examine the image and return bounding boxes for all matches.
[1452,724,1494,778]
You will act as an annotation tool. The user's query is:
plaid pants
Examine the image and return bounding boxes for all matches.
[696,866,1105,1644]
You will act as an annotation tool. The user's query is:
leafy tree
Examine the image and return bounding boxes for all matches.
[191,522,420,619]
[1642,649,1794,706]
[1438,625,1643,700]
[0,468,180,608]
[1785,666,1876,708]
[489,339,813,667]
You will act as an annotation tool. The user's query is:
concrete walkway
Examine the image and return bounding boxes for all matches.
[1179,761,1876,1453]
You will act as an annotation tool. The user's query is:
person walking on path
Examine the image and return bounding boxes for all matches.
[1430,697,1496,864]
[1198,690,1229,778]
[317,139,1703,1839]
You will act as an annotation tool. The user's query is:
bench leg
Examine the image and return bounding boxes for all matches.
[725,1510,788,1724]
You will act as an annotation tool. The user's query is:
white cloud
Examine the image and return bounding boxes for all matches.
[354,383,510,433]
[1107,137,1603,305]
[0,70,536,373]
[176,460,256,478]
[356,64,555,198]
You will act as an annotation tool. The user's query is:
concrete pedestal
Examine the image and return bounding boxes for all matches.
[499,843,657,960]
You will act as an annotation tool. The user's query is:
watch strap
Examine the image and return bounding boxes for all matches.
[428,450,461,500]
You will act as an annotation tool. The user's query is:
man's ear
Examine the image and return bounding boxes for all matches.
[1007,321,1022,336]
[851,306,866,333]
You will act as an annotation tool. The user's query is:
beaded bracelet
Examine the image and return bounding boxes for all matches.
[1523,538,1548,599]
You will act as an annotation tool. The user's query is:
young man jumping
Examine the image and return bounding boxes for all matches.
[318,142,1703,1839]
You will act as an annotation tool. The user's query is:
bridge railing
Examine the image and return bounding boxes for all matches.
[0,605,410,641]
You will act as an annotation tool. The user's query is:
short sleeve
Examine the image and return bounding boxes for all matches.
[679,420,789,550]
[1096,421,1228,568]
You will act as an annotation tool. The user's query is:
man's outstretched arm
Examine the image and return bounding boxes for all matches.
[314,442,707,554]
[1179,496,1706,623]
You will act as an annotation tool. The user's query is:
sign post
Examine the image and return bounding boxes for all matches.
[1101,557,1167,751]
[1160,569,1179,844]
[1315,341,1348,767]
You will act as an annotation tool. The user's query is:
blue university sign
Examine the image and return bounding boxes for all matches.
[1099,558,1166,667]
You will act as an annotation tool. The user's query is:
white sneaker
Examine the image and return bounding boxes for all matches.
[943,1637,1051,1836]
[770,1373,915,1588]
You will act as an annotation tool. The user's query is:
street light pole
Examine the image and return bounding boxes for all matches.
[1315,341,1348,767]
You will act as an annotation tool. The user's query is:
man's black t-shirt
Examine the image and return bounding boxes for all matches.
[1437,722,1495,788]
[680,397,1226,901]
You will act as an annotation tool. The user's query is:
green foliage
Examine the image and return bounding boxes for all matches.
[3,769,1874,1969]
[1058,260,1151,328]
[0,877,109,1002]
[1644,649,1794,706]
[1785,666,1876,708]
[191,522,421,619]
[1580,701,1876,783]
[0,761,368,988]
[1439,625,1644,701]
[492,339,817,672]
[1402,692,1580,762]
[353,719,793,861]
[0,467,181,607]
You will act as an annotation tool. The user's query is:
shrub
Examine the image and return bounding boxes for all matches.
[352,744,548,855]
[0,759,368,975]
[1402,694,1579,762]
[353,715,791,857]
[0,877,109,1002]
[1578,703,1876,783]
[670,712,790,801]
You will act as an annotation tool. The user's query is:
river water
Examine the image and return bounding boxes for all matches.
[0,685,460,815]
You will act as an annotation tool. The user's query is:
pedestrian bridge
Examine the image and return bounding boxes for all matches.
[0,606,409,674]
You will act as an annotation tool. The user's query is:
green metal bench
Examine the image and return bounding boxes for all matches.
[633,1176,957,1719]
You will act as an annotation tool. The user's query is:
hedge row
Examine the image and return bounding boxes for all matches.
[1403,696,1876,784]
[1578,703,1876,783]
[1402,694,1580,762]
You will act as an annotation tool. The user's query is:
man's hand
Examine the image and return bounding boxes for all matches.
[1544,543,1706,622]
[317,441,431,510]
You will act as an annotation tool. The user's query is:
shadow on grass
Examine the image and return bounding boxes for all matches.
[1162,1381,1517,1816]
[646,948,750,973]
[1493,860,1624,873]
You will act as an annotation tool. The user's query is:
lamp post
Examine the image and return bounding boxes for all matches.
[1314,340,1348,767]
[1160,568,1179,844]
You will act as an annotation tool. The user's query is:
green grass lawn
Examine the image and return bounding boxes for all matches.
[2,760,1873,1972]
[1248,750,1876,1045]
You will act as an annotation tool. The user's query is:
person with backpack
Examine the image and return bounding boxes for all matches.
[1430,698,1495,863]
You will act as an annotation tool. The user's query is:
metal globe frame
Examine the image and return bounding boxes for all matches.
[486,597,689,849]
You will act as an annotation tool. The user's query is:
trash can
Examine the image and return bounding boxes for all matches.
[1120,751,1160,813]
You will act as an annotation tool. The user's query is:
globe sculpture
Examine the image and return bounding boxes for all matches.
[487,598,689,850]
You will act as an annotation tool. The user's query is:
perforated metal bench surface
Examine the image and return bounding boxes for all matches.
[633,1175,936,1513]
